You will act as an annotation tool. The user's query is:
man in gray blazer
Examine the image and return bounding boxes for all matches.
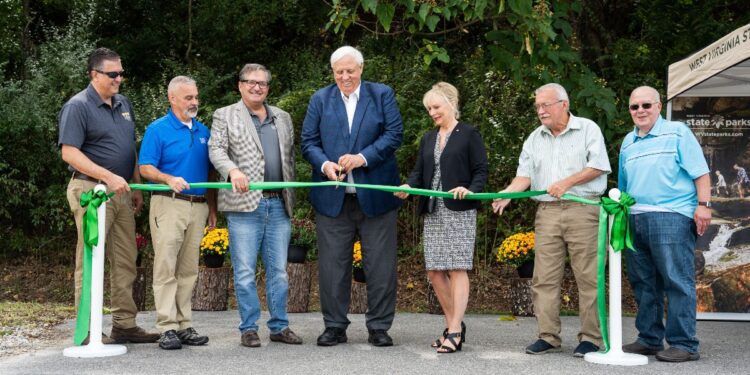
[208,63,301,348]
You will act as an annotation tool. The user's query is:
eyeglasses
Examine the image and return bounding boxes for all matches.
[534,100,563,111]
[95,70,125,79]
[240,79,269,89]
[629,102,658,111]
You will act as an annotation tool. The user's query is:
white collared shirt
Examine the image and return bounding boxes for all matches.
[341,84,361,193]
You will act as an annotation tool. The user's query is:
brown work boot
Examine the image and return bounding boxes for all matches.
[241,330,261,347]
[110,326,160,343]
[269,328,303,345]
[81,333,116,345]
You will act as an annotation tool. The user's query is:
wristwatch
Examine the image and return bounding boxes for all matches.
[698,201,712,208]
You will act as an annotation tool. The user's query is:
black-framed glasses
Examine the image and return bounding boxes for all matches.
[534,100,563,111]
[240,79,269,89]
[629,102,657,111]
[95,70,125,79]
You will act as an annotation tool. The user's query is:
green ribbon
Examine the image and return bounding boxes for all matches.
[128,180,636,353]
[595,192,636,353]
[74,189,113,346]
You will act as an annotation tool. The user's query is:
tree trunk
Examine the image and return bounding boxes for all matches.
[191,266,231,311]
[131,266,149,312]
[349,281,367,314]
[510,277,534,317]
[287,262,312,313]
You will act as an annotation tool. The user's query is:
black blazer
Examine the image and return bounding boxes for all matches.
[406,122,488,214]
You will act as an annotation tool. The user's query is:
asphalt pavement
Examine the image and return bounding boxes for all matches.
[1,311,746,375]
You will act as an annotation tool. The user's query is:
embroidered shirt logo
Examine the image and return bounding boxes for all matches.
[121,112,132,121]
[200,137,207,144]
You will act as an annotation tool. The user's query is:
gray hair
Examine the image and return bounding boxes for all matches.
[534,83,569,102]
[330,46,364,67]
[423,82,460,120]
[239,63,272,82]
[168,75,196,94]
[630,86,661,103]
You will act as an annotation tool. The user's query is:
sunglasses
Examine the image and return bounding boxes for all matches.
[95,70,125,79]
[629,102,657,111]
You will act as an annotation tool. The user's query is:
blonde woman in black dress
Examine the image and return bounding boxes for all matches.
[395,82,488,353]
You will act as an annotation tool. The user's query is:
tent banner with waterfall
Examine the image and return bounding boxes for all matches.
[667,23,750,321]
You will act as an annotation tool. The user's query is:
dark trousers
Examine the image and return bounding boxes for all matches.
[316,194,398,331]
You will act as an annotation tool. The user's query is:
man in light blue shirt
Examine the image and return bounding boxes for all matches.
[618,86,711,362]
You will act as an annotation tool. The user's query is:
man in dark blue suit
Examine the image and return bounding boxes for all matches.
[302,46,403,347]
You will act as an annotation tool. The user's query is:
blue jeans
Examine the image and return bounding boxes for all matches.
[626,212,699,353]
[226,197,291,335]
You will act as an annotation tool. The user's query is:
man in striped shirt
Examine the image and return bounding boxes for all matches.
[492,83,611,357]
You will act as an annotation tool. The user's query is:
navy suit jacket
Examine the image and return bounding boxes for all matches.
[301,81,403,217]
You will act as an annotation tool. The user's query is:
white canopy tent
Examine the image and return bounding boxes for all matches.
[667,23,750,322]
[667,23,750,100]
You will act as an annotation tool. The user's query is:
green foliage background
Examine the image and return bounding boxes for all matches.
[1,0,748,262]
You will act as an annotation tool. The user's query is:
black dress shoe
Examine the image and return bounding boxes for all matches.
[368,329,393,347]
[317,327,347,346]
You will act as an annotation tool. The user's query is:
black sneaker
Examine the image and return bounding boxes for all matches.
[525,339,561,355]
[573,341,599,357]
[177,327,209,346]
[159,330,182,350]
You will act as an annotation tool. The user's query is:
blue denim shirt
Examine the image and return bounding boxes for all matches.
[618,116,709,218]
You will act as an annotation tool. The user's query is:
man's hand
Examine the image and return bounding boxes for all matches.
[337,154,365,173]
[547,178,573,199]
[207,211,218,230]
[228,168,249,193]
[323,162,346,181]
[694,205,712,236]
[103,173,131,194]
[492,198,510,215]
[166,175,190,193]
[394,184,410,199]
[448,186,472,200]
[132,190,144,215]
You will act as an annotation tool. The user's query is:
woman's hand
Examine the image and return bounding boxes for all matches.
[394,184,411,199]
[448,186,472,200]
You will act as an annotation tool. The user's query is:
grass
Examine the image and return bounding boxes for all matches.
[0,302,75,334]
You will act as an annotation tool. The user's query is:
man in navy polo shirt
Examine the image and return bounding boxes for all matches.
[59,47,159,344]
[139,76,217,350]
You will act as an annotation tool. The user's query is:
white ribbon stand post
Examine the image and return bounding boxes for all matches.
[584,188,647,366]
[63,185,127,358]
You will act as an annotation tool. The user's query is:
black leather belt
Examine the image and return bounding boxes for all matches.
[72,171,103,184]
[152,191,207,203]
[262,191,281,198]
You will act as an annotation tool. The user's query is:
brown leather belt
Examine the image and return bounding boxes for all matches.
[72,171,104,184]
[262,191,282,199]
[152,190,207,203]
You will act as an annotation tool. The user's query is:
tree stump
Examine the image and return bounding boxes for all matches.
[427,282,443,315]
[192,266,231,311]
[287,262,312,313]
[349,281,367,314]
[510,277,534,317]
[132,266,148,311]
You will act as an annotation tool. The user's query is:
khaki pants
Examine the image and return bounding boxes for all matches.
[532,201,602,347]
[149,195,208,332]
[67,178,138,329]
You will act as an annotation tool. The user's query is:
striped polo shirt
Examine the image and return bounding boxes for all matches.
[617,116,709,218]
[517,113,611,201]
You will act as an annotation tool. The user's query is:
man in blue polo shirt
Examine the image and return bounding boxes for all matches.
[618,86,711,363]
[139,76,217,350]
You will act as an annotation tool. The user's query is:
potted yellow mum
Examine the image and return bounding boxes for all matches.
[200,227,229,268]
[352,240,365,283]
[496,231,535,278]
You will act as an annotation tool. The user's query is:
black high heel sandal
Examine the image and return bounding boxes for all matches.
[431,321,466,348]
[431,328,448,348]
[437,332,462,354]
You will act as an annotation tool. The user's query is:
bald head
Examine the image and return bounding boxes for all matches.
[630,86,660,103]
